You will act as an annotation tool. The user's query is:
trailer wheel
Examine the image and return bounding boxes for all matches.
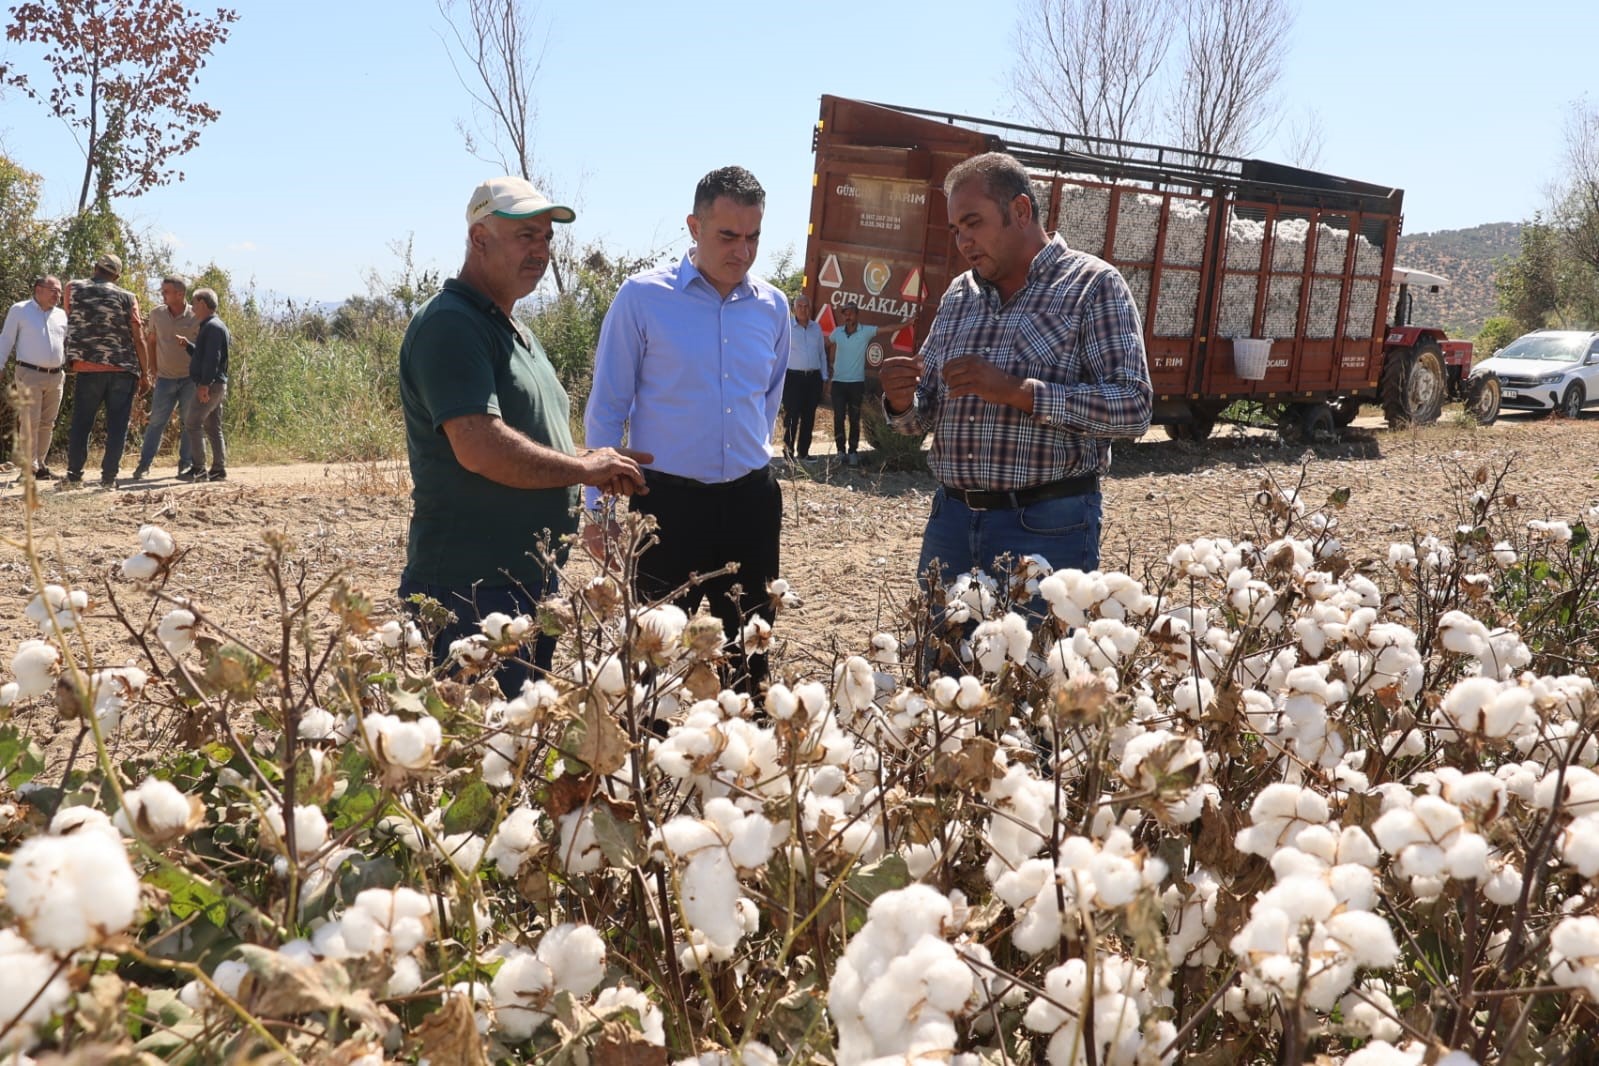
[1466,375,1501,426]
[1280,402,1337,444]
[1381,341,1446,428]
[1162,415,1216,442]
[1330,397,1362,427]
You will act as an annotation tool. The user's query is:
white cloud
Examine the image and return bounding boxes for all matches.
[227,241,258,253]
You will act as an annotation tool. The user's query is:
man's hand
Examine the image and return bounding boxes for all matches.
[577,447,652,496]
[879,354,923,414]
[941,356,1033,412]
[137,375,153,398]
[198,384,211,404]
[581,516,625,571]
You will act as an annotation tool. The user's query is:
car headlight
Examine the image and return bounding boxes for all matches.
[1535,372,1568,385]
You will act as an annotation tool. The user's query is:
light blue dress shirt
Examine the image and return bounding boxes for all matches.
[584,252,790,509]
[788,318,829,379]
[828,324,880,383]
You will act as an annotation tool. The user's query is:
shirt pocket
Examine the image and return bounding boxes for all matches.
[1008,313,1082,385]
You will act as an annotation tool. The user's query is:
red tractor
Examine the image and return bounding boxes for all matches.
[1339,266,1498,428]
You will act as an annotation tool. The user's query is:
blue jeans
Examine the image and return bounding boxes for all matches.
[397,572,557,697]
[917,487,1103,616]
[136,376,197,472]
[66,371,137,481]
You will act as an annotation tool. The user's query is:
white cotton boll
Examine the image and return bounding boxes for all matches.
[264,803,330,857]
[1563,815,1599,877]
[6,829,141,952]
[558,809,603,874]
[1171,676,1214,720]
[492,949,555,1039]
[1339,986,1403,1042]
[136,524,177,558]
[385,955,423,997]
[10,639,59,699]
[362,712,443,771]
[479,611,532,642]
[537,923,607,996]
[487,806,544,877]
[0,928,72,1052]
[1325,910,1399,968]
[153,608,198,656]
[1439,611,1491,655]
[24,585,89,633]
[1492,541,1517,567]
[835,655,877,717]
[1528,519,1573,543]
[121,553,161,581]
[113,777,198,842]
[593,985,666,1045]
[0,681,17,707]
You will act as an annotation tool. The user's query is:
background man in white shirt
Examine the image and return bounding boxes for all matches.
[0,276,68,479]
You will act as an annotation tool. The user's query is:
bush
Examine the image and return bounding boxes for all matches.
[9,463,1599,1063]
[861,399,927,472]
[1476,315,1521,360]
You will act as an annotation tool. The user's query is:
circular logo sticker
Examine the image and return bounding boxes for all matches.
[863,260,892,296]
[866,342,885,367]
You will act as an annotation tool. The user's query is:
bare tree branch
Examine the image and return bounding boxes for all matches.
[1555,97,1599,278]
[1169,0,1293,161]
[1283,107,1325,169]
[1010,0,1178,148]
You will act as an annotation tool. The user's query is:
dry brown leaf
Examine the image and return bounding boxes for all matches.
[412,992,489,1066]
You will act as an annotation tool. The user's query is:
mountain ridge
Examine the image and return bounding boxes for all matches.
[1394,221,1520,336]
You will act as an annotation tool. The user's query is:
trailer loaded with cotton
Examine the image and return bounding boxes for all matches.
[803,96,1497,440]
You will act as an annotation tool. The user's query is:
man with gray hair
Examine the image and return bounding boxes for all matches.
[62,252,151,487]
[781,292,828,461]
[0,275,67,479]
[879,151,1151,607]
[399,176,649,693]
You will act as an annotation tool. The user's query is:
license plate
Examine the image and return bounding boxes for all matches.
[1503,389,1519,398]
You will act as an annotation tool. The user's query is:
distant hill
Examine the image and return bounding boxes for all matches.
[1395,222,1521,336]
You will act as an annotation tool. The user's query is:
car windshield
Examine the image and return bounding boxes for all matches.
[1496,333,1592,363]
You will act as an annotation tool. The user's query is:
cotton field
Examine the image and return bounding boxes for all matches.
[3,470,1599,1064]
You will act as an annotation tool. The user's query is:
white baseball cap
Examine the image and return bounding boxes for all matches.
[465,176,575,225]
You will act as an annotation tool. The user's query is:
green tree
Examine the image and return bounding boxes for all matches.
[1496,214,1561,332]
[1,0,239,213]
[1475,315,1520,358]
[526,243,658,412]
[0,154,53,302]
[765,244,803,303]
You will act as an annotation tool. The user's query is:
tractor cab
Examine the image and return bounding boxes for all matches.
[1390,266,1450,328]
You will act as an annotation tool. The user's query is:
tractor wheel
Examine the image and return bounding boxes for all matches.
[1381,341,1447,428]
[1280,402,1337,445]
[1330,397,1363,427]
[1559,382,1586,419]
[1466,375,1501,426]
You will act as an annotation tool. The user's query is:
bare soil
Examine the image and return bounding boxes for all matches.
[2,409,1593,764]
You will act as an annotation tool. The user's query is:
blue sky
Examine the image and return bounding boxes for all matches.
[1,0,1592,305]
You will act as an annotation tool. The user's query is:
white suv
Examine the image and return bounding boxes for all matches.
[1473,330,1599,417]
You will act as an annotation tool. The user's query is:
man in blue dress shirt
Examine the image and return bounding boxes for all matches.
[584,166,791,690]
[781,293,828,461]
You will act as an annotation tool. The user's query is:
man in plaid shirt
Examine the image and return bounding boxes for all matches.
[881,151,1151,599]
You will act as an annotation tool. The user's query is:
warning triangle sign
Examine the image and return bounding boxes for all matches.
[900,267,924,300]
[817,303,836,334]
[818,254,843,288]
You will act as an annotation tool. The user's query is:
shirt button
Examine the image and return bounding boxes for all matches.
[966,453,974,459]
[968,416,975,423]
[725,407,732,414]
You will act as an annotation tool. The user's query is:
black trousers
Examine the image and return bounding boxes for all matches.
[632,465,782,690]
[782,369,824,458]
[832,380,865,455]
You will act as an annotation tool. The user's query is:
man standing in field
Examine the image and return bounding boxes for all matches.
[584,165,790,691]
[62,253,151,487]
[880,151,1151,592]
[0,275,67,479]
[400,176,649,693]
[180,288,230,482]
[781,293,828,462]
[132,275,198,480]
[826,300,915,466]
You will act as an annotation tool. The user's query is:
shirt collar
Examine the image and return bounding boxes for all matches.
[444,276,533,347]
[971,233,1069,302]
[678,250,755,300]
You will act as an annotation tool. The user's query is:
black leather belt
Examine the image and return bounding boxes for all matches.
[17,361,63,375]
[942,473,1100,511]
[645,465,770,491]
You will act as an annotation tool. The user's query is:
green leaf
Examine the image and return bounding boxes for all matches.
[332,783,385,830]
[442,779,495,835]
[842,854,911,934]
[0,725,45,787]
[592,802,642,868]
[336,854,403,902]
[148,864,229,926]
[203,643,271,698]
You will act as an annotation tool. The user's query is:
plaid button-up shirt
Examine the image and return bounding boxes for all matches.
[888,235,1152,491]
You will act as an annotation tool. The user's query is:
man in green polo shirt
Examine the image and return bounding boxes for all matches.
[399,176,651,692]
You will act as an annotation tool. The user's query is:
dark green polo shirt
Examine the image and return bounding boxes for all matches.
[400,278,577,588]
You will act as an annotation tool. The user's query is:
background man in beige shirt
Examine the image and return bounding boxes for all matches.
[132,276,199,480]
